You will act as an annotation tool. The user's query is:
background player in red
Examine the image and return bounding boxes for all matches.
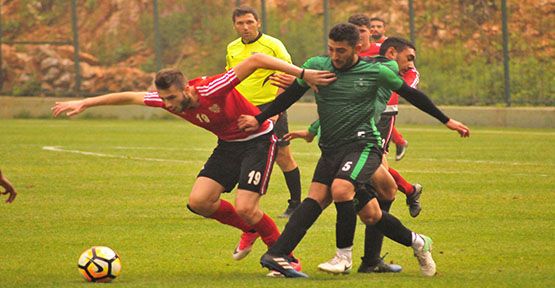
[367,16,410,160]
[348,14,374,57]
[51,53,335,268]
[348,15,421,216]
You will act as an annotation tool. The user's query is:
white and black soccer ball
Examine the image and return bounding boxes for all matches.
[77,246,122,282]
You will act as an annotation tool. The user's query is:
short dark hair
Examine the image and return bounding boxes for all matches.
[379,37,416,56]
[348,14,370,28]
[370,17,386,26]
[232,6,259,22]
[329,23,360,48]
[154,68,186,90]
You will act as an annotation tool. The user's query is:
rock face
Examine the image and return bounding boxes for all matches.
[1,44,153,95]
[0,0,551,96]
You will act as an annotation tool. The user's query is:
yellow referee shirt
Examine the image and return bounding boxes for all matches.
[226,33,292,106]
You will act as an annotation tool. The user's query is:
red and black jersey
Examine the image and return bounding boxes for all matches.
[144,69,273,141]
[388,67,420,106]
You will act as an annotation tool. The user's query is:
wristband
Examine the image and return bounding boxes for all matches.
[299,69,305,79]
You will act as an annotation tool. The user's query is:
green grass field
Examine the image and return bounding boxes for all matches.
[1,119,554,287]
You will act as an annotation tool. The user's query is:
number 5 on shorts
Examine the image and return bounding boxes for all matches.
[342,161,353,172]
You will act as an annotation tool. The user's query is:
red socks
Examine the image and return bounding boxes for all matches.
[388,167,414,195]
[208,200,252,232]
[208,200,280,248]
[391,127,407,145]
[252,213,281,248]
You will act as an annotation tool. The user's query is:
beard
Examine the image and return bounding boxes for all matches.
[176,97,192,113]
[371,33,382,40]
[333,57,356,71]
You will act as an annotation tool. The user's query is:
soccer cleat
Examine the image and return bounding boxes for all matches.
[317,253,352,274]
[413,234,436,276]
[357,254,403,273]
[265,257,302,277]
[278,199,300,218]
[395,140,408,161]
[232,231,259,260]
[260,253,309,278]
[406,184,423,218]
[266,270,285,278]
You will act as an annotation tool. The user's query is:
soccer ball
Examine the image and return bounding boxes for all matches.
[78,246,122,282]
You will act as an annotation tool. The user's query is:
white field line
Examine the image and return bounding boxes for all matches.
[42,146,201,164]
[399,127,555,136]
[42,146,552,176]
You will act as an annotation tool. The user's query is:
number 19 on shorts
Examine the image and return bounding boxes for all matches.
[247,170,261,185]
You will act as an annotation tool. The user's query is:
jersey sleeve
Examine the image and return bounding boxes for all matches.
[308,119,321,136]
[403,68,420,88]
[382,60,400,75]
[378,64,404,91]
[195,69,240,98]
[273,40,292,64]
[143,91,165,108]
[225,44,232,70]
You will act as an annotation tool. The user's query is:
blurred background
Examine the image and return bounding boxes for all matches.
[0,0,553,106]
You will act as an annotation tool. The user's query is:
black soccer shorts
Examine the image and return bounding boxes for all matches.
[198,133,278,194]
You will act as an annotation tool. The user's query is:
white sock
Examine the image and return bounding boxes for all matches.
[411,232,424,249]
[337,246,353,259]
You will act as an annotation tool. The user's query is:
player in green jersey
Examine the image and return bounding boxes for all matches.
[238,23,467,278]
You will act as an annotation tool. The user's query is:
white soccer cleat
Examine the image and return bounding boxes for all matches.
[317,253,352,274]
[413,234,436,276]
[232,231,259,260]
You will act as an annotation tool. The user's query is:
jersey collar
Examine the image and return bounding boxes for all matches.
[242,32,263,44]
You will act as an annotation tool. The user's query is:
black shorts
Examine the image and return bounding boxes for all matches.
[197,133,278,194]
[312,141,383,192]
[257,102,290,147]
[376,114,397,152]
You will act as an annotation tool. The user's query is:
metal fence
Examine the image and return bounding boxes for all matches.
[0,0,555,106]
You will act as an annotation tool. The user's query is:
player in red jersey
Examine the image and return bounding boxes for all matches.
[366,16,410,160]
[0,169,17,203]
[348,14,374,57]
[51,53,336,267]
[367,17,387,58]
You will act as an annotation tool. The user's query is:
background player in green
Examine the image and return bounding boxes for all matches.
[226,6,303,223]
[238,23,463,278]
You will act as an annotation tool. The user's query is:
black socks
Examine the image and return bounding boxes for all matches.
[268,197,322,255]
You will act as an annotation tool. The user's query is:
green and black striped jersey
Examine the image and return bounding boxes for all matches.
[297,56,403,149]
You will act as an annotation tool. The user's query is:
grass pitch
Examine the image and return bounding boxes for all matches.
[1,119,554,287]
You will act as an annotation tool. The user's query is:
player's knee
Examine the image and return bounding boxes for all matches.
[377,184,397,201]
[276,149,296,170]
[187,196,213,216]
[331,180,354,202]
[186,204,202,216]
[235,204,258,222]
[359,204,382,225]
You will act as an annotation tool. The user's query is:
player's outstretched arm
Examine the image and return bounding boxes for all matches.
[0,170,17,204]
[233,53,336,88]
[394,82,470,137]
[51,92,146,117]
[445,119,470,137]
